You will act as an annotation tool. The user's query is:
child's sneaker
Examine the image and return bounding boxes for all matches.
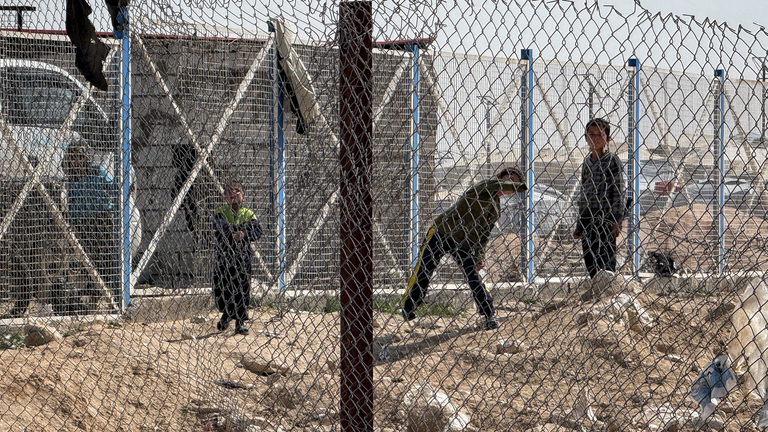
[402,309,417,322]
[234,324,249,336]
[216,317,230,332]
[484,317,500,331]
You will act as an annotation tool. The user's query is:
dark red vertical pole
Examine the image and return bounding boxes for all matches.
[339,2,373,432]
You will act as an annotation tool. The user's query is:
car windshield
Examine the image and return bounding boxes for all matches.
[504,185,563,203]
[635,160,674,188]
[1,67,81,127]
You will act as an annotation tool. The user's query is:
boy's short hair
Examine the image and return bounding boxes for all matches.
[65,139,93,162]
[585,117,611,138]
[224,180,243,193]
[498,166,523,180]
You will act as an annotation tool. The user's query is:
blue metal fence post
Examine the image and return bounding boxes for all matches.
[410,44,420,270]
[268,38,286,291]
[520,49,535,283]
[714,69,726,273]
[119,5,131,310]
[267,42,275,282]
[626,58,641,278]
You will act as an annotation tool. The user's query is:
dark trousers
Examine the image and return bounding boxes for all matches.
[172,143,199,238]
[6,187,68,316]
[213,264,251,324]
[581,217,617,279]
[72,214,120,301]
[402,226,494,318]
[8,199,44,317]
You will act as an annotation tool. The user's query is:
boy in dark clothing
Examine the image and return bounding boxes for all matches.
[213,181,262,335]
[573,118,626,278]
[401,167,527,330]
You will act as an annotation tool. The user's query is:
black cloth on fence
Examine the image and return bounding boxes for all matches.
[172,143,200,236]
[66,0,109,91]
[276,63,310,135]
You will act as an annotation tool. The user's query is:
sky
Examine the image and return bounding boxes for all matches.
[3,0,766,74]
[7,0,765,38]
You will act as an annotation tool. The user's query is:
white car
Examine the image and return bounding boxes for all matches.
[686,177,758,205]
[500,184,571,240]
[0,59,140,253]
[0,59,125,176]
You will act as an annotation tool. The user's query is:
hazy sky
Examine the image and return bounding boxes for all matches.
[5,0,766,73]
[7,0,765,40]
[8,0,765,36]
[413,0,768,76]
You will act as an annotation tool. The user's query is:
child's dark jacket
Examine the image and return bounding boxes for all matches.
[576,151,626,230]
[213,205,263,274]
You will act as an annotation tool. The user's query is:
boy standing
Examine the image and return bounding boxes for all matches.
[401,167,527,330]
[213,181,262,335]
[65,140,120,310]
[573,118,626,278]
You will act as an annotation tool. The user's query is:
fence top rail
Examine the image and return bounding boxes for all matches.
[431,49,766,84]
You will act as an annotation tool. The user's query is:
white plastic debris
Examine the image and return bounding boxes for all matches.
[689,354,737,420]
[495,339,525,355]
[759,397,768,429]
[633,403,699,431]
[403,384,470,432]
[611,294,653,334]
[571,388,597,423]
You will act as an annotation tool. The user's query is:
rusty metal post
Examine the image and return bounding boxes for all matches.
[339,2,373,432]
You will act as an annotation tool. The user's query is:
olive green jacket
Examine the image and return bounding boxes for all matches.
[434,177,527,260]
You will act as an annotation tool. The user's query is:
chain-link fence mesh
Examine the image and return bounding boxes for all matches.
[2,0,768,431]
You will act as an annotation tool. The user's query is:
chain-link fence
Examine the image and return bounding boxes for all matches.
[1,0,768,431]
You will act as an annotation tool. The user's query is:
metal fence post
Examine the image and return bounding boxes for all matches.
[520,49,535,283]
[120,5,132,310]
[627,58,641,278]
[339,2,373,431]
[410,43,420,270]
[268,33,286,292]
[714,69,726,274]
[761,58,767,146]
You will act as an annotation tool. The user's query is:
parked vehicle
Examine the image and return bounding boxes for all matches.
[0,59,139,315]
[629,159,686,215]
[633,159,676,193]
[500,184,571,240]
[685,177,759,205]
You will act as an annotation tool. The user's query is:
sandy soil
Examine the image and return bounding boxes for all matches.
[0,281,763,432]
[640,204,768,273]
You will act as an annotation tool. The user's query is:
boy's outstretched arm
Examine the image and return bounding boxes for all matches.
[242,218,263,242]
[213,213,234,246]
[609,153,626,238]
[500,180,528,194]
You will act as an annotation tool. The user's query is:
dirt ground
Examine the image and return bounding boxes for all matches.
[0,280,764,432]
[640,204,768,273]
[483,203,768,281]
